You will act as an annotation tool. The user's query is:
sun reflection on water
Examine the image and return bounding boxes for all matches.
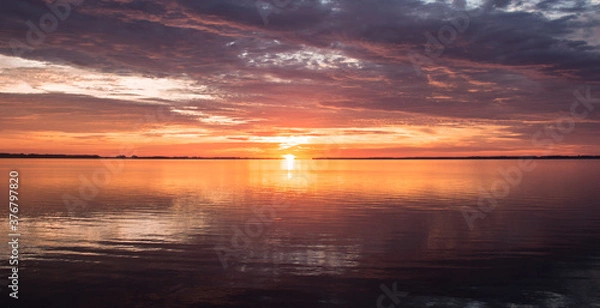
[282,154,295,172]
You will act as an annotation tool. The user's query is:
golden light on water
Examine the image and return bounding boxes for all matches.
[282,154,296,171]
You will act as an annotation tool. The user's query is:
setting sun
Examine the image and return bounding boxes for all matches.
[282,154,295,161]
[282,154,296,171]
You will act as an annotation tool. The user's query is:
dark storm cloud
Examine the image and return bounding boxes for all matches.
[1,0,598,75]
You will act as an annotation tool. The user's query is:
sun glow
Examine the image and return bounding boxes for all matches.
[282,154,296,171]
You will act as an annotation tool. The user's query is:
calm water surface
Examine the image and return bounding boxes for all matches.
[1,159,599,307]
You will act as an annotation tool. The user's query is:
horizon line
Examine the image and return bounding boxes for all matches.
[2,153,600,160]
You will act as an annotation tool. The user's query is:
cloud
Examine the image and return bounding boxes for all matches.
[0,0,599,156]
[0,55,218,103]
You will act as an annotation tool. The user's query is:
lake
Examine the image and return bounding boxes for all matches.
[1,159,599,307]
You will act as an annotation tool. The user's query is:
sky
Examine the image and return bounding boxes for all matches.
[1,0,599,158]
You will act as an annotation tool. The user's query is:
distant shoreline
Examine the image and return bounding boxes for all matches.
[313,156,600,160]
[0,153,274,159]
[2,153,600,160]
